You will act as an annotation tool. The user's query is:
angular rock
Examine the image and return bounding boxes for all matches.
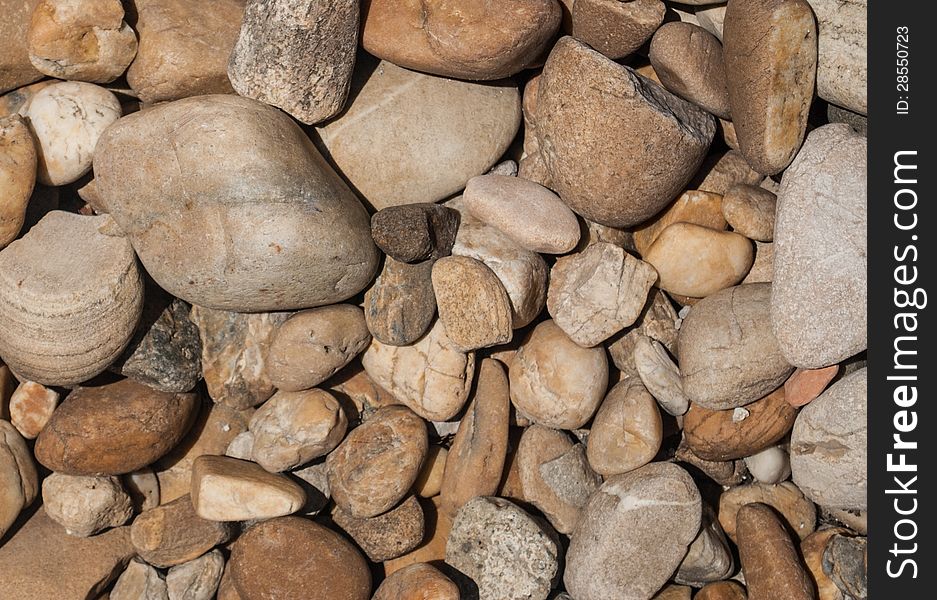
[228,0,358,124]
[0,114,36,248]
[131,495,234,568]
[823,534,867,599]
[371,203,460,263]
[9,380,59,439]
[166,550,225,600]
[649,22,731,119]
[373,563,459,600]
[0,420,39,539]
[801,527,849,600]
[633,335,689,416]
[42,473,133,537]
[607,288,680,377]
[432,255,514,351]
[772,124,867,368]
[675,505,735,586]
[587,378,662,476]
[111,558,169,600]
[785,365,839,408]
[738,503,815,600]
[572,0,665,60]
[694,150,764,195]
[190,455,306,521]
[332,494,425,562]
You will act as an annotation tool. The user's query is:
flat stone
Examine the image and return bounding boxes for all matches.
[9,380,59,439]
[738,503,815,600]
[807,0,866,114]
[371,203,460,263]
[364,256,437,347]
[723,183,777,242]
[190,455,306,521]
[586,378,662,476]
[694,150,764,195]
[42,473,133,537]
[332,495,425,562]
[432,255,514,352]
[785,365,840,408]
[633,334,689,416]
[607,288,680,377]
[633,189,726,257]
[772,124,867,368]
[166,550,225,600]
[131,495,234,567]
[571,0,665,60]
[649,22,731,118]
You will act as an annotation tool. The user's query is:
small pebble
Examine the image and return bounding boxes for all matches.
[42,473,133,537]
[432,255,514,351]
[587,378,663,476]
[332,495,425,562]
[131,495,234,568]
[370,203,460,263]
[571,0,666,60]
[166,550,225,600]
[190,455,306,522]
[8,380,58,439]
[723,183,778,242]
[372,563,459,600]
[111,558,169,600]
[738,503,815,600]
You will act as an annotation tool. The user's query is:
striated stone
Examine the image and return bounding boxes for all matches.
[42,473,133,537]
[9,380,59,439]
[228,0,357,124]
[537,36,715,227]
[362,320,475,421]
[676,505,735,586]
[649,22,730,119]
[190,455,306,521]
[723,0,817,175]
[565,463,702,600]
[432,256,513,351]
[166,550,225,600]
[464,174,580,253]
[231,516,371,600]
[633,334,688,416]
[644,223,753,298]
[723,184,777,242]
[365,257,437,347]
[587,378,662,476]
[373,563,459,600]
[361,0,560,80]
[446,496,560,600]
[633,189,726,257]
[719,481,816,542]
[112,559,169,600]
[785,365,839,408]
[127,0,244,103]
[94,95,379,312]
[0,115,36,248]
[548,242,658,347]
[439,359,510,517]
[131,495,234,568]
[35,379,198,476]
[316,57,521,210]
[679,283,794,409]
[0,420,39,539]
[790,368,867,511]
[807,0,866,114]
[27,0,137,83]
[738,503,815,600]
[772,124,867,368]
[572,0,665,60]
[332,495,425,562]
[510,320,608,430]
[371,203,460,263]
[327,405,427,518]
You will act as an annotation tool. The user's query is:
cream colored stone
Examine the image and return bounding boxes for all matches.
[432,255,513,352]
[42,473,133,537]
[745,445,792,484]
[190,455,306,522]
[9,380,59,439]
[587,378,663,476]
[122,468,161,512]
[742,240,774,284]
[0,115,36,248]
[0,420,40,539]
[633,334,688,416]
[224,432,254,461]
[718,481,817,542]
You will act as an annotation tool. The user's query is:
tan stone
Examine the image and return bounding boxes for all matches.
[633,334,688,416]
[785,365,840,407]
[537,36,715,228]
[0,363,14,420]
[0,115,36,248]
[0,0,43,94]
[327,405,427,518]
[0,420,39,539]
[373,563,459,600]
[42,473,133,537]
[190,455,306,521]
[361,0,560,80]
[362,320,475,421]
[649,22,731,119]
[644,222,753,298]
[216,564,242,600]
[111,558,168,600]
[166,549,225,600]
[332,495,425,562]
[633,189,726,257]
[576,217,633,252]
[653,585,693,600]
[548,242,658,347]
[745,445,792,484]
[675,439,748,487]
[364,257,437,347]
[127,0,244,103]
[738,503,816,600]
[414,445,448,498]
[719,481,817,542]
[607,288,680,377]
[696,581,749,600]
[724,0,817,175]
[316,56,521,210]
[694,150,764,195]
[676,505,735,586]
[587,378,662,476]
[325,360,400,422]
[9,380,59,439]
[432,256,513,352]
[27,0,137,83]
[572,0,665,60]
[132,495,234,568]
[723,184,777,242]
[439,359,510,517]
[742,240,775,284]
[802,527,850,600]
[384,496,453,575]
[123,468,161,512]
[249,389,347,472]
[809,0,867,115]
[509,320,608,429]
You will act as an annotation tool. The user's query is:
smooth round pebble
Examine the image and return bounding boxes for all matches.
[723,183,777,242]
[586,378,663,476]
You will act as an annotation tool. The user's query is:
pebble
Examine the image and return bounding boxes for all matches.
[654,585,693,600]
[131,495,234,567]
[718,481,817,542]
[548,242,658,347]
[446,496,560,600]
[439,359,510,517]
[509,320,608,429]
[0,212,143,386]
[607,289,680,377]
[678,283,794,409]
[696,581,749,600]
[743,240,775,284]
[451,217,549,328]
[633,334,689,416]
[723,184,777,242]
[537,36,715,227]
[565,463,702,600]
[112,558,169,600]
[361,0,560,80]
[35,378,198,475]
[415,445,448,498]
[371,203,461,263]
[633,189,726,257]
[576,217,634,252]
[249,388,347,472]
[432,255,514,351]
[464,174,580,253]
[587,378,663,476]
[676,505,735,586]
[327,405,427,518]
[649,22,731,119]
[0,420,39,539]
[316,57,521,210]
[790,368,867,511]
[127,0,244,103]
[0,114,36,248]
[364,256,437,346]
[384,495,452,575]
[745,445,793,484]
[189,306,289,410]
[122,468,161,512]
[9,380,59,439]
[823,534,867,599]
[785,365,840,407]
[94,94,378,312]
[166,550,225,600]
[230,516,371,600]
[772,124,867,368]
[228,0,357,125]
[723,0,817,175]
[27,0,137,83]
[695,150,764,195]
[644,223,753,298]
[373,563,460,600]
[190,455,306,522]
[42,473,133,537]
[684,386,797,461]
[808,0,867,114]
[572,0,665,60]
[738,503,815,600]
[802,527,849,600]
[332,494,425,562]
[0,0,43,93]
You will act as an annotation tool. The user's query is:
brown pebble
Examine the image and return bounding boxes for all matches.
[190,455,307,522]
[384,495,453,576]
[432,255,513,352]
[131,495,234,568]
[0,115,37,248]
[719,481,817,542]
[371,203,460,263]
[373,562,459,600]
[332,494,425,562]
[587,378,663,476]
[572,0,665,60]
[364,256,437,347]
[694,150,765,195]
[633,189,726,257]
[649,22,731,119]
[784,365,840,407]
[696,581,749,600]
[723,183,778,242]
[737,503,816,600]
